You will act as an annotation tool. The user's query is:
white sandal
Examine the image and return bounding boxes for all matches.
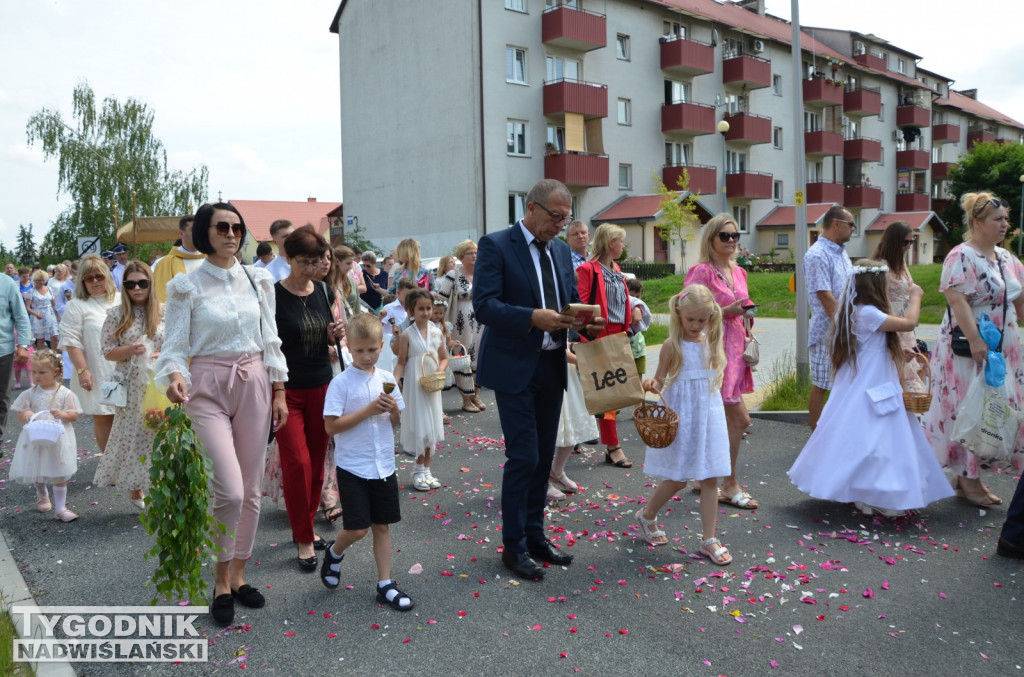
[634,509,667,546]
[699,537,732,566]
[411,473,430,491]
[547,485,567,502]
[549,472,578,493]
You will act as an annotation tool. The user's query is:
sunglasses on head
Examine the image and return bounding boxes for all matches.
[717,232,742,243]
[213,221,244,237]
[975,197,1009,216]
[123,279,150,290]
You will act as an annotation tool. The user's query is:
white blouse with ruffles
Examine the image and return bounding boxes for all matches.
[153,259,288,388]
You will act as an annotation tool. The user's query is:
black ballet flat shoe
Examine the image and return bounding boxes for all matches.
[211,594,234,626]
[230,584,266,609]
[297,554,319,572]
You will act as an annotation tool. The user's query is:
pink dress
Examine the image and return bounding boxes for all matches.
[684,262,754,404]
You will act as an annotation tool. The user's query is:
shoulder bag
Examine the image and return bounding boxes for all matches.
[948,256,1006,358]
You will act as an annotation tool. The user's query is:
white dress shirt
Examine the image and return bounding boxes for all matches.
[324,366,404,479]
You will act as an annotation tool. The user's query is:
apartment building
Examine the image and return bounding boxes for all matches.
[329,0,1023,267]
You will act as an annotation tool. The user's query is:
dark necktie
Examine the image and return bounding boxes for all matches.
[532,239,559,311]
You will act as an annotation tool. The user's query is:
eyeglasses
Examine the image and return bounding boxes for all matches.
[83,274,106,284]
[717,232,742,243]
[903,239,915,246]
[123,279,150,290]
[213,221,244,237]
[834,218,857,231]
[975,197,1009,216]
[533,202,573,226]
[293,258,323,269]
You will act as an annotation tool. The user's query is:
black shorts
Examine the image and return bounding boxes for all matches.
[336,467,401,531]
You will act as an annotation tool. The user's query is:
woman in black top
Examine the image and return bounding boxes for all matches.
[359,251,389,313]
[274,226,344,571]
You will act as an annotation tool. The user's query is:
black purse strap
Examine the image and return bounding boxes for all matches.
[946,253,1009,350]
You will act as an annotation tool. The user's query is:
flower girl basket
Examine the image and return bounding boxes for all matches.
[902,354,932,414]
[24,387,63,445]
[632,390,679,449]
[418,353,447,393]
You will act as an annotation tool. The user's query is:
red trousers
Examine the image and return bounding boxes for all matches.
[275,384,330,543]
[594,323,628,447]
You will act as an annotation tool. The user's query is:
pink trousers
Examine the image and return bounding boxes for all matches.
[186,354,272,563]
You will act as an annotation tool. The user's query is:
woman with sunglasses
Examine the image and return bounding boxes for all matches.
[922,192,1024,507]
[58,254,120,454]
[96,261,163,510]
[577,223,634,469]
[683,214,758,510]
[873,220,927,388]
[154,202,288,626]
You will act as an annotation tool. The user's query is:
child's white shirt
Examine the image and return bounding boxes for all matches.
[324,366,404,479]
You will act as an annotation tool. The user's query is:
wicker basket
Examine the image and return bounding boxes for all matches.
[24,411,64,444]
[632,391,679,449]
[903,353,932,414]
[448,343,471,372]
[418,352,447,393]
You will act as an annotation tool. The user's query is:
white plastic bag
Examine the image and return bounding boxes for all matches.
[951,372,1022,461]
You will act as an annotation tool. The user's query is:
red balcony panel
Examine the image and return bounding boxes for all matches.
[932,198,952,213]
[968,129,996,147]
[725,171,773,200]
[806,182,845,204]
[543,80,608,119]
[844,87,881,117]
[932,123,961,145]
[803,78,844,107]
[542,6,606,52]
[660,37,714,76]
[722,54,771,90]
[896,149,930,170]
[896,193,931,212]
[661,101,716,135]
[544,153,609,188]
[932,161,954,180]
[662,164,717,195]
[853,52,887,71]
[723,113,771,145]
[804,130,844,157]
[844,137,882,162]
[896,104,930,128]
[844,185,882,210]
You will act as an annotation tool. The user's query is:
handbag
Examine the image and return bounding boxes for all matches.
[948,255,1007,358]
[98,371,128,408]
[575,332,646,415]
[742,316,759,368]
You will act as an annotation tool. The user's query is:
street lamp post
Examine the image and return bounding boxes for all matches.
[718,119,730,213]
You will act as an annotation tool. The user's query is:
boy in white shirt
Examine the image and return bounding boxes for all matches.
[321,313,413,611]
[380,277,416,349]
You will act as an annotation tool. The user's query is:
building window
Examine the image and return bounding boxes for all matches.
[879,102,884,122]
[773,126,783,149]
[547,0,579,7]
[663,21,685,39]
[664,80,690,105]
[547,125,566,152]
[773,180,783,202]
[546,56,580,83]
[726,150,747,174]
[509,192,527,225]
[505,0,526,12]
[616,34,630,61]
[617,98,631,125]
[665,141,692,167]
[506,47,527,84]
[897,57,906,74]
[776,233,789,249]
[507,120,528,156]
[732,205,749,233]
[807,161,823,182]
[772,74,783,96]
[618,164,632,190]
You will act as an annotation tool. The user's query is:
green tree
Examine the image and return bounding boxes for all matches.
[15,224,37,266]
[26,82,208,263]
[652,169,703,271]
[942,141,1024,250]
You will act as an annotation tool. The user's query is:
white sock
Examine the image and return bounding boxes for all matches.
[378,579,411,608]
[53,485,67,513]
[414,464,425,475]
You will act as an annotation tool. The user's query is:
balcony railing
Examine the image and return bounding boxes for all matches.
[896,104,930,128]
[932,123,960,145]
[932,161,954,180]
[895,149,930,170]
[844,185,882,210]
[544,152,609,187]
[806,181,845,204]
[723,112,772,145]
[896,192,931,212]
[722,53,771,90]
[725,170,773,199]
[803,77,845,107]
[853,51,887,71]
[844,86,882,117]
[662,163,717,195]
[659,35,714,76]
[661,101,716,136]
[804,130,844,157]
[542,5,606,52]
[843,136,882,162]
[967,127,996,147]
[543,79,608,119]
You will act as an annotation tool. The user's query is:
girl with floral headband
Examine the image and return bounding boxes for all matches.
[788,259,953,517]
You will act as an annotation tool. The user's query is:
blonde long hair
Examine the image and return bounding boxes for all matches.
[663,284,725,390]
[113,261,161,341]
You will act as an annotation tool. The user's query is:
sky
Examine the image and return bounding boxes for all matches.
[1,0,1022,252]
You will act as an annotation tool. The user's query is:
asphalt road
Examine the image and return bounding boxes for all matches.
[1,383,1023,676]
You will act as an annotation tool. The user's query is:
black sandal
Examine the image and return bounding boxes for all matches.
[320,542,344,589]
[376,581,415,611]
[604,446,633,468]
[322,505,342,523]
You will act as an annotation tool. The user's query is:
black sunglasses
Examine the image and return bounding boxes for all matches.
[975,197,1009,216]
[903,239,915,246]
[123,279,150,290]
[717,232,742,243]
[533,202,573,225]
[834,218,857,231]
[213,221,244,237]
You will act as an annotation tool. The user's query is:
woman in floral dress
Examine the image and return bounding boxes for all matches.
[95,261,164,509]
[922,192,1024,506]
[434,239,486,412]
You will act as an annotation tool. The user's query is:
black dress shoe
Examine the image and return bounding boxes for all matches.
[997,537,1024,559]
[501,551,545,580]
[528,539,574,566]
[211,594,234,626]
[297,554,319,572]
[230,584,266,608]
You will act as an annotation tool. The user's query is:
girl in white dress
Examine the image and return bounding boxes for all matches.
[635,285,733,565]
[8,349,82,522]
[548,346,599,501]
[26,270,58,349]
[788,260,955,517]
[393,289,448,491]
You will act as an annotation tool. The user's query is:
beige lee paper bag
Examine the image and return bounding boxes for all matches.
[575,332,646,415]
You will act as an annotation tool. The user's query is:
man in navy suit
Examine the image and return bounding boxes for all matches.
[474,179,604,580]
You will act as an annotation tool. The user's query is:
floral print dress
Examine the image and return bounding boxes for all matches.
[921,244,1024,477]
[886,268,927,390]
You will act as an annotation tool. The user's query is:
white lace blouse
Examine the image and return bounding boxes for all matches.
[153,259,288,388]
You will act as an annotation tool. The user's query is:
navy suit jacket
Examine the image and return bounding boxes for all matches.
[474,223,580,395]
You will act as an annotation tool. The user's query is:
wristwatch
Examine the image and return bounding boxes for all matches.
[76,367,88,375]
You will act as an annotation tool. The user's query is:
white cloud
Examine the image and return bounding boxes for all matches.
[7,143,45,168]
[219,144,269,174]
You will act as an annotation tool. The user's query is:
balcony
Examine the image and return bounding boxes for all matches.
[844,86,882,117]
[932,161,954,180]
[803,77,844,107]
[896,192,931,212]
[722,53,771,90]
[853,51,887,71]
[806,181,845,204]
[725,171,773,200]
[723,112,772,145]
[661,101,716,136]
[932,198,952,213]
[896,149,930,170]
[662,164,717,195]
[804,130,844,157]
[843,136,882,162]
[543,79,608,119]
[542,5,606,52]
[932,123,960,145]
[660,36,714,76]
[896,104,930,128]
[844,185,882,210]
[967,127,996,147]
[544,152,609,188]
